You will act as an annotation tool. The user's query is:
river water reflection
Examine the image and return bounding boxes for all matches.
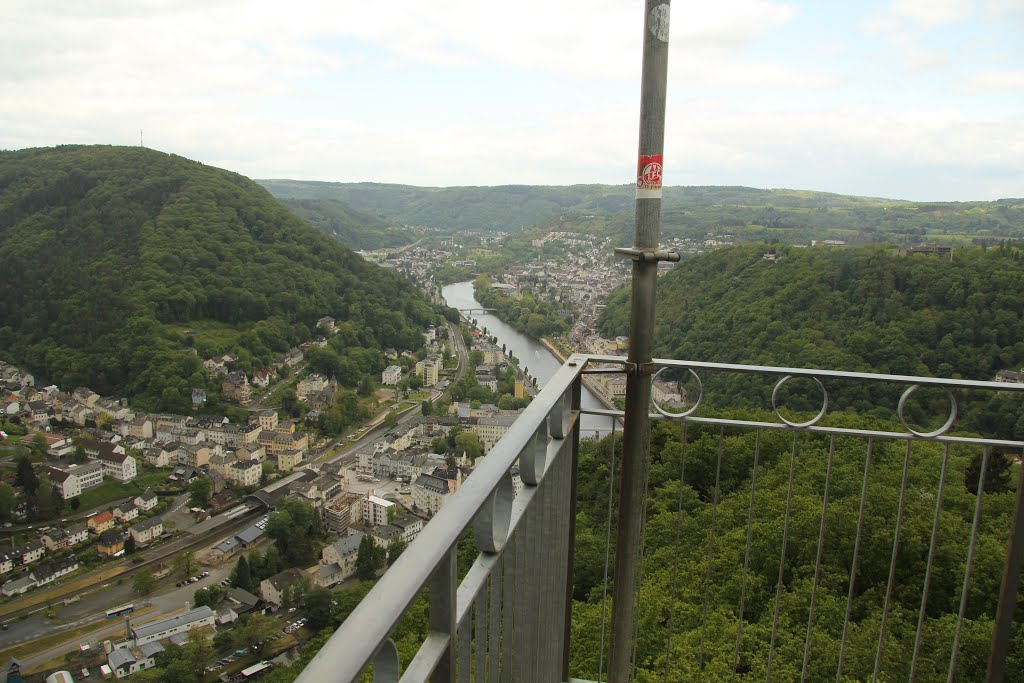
[441,281,615,436]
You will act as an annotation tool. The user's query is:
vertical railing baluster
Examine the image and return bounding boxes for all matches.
[458,612,471,682]
[430,548,457,683]
[698,427,725,683]
[663,422,689,682]
[873,440,914,681]
[598,419,619,683]
[987,448,1024,683]
[836,438,874,682]
[766,432,800,681]
[910,443,952,681]
[800,435,835,683]
[501,536,514,683]
[733,429,761,682]
[475,589,486,682]
[488,561,501,682]
[948,447,990,682]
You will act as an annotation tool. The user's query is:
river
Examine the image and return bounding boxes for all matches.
[441,281,615,436]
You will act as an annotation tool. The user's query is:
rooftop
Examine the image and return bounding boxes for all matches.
[131,606,214,640]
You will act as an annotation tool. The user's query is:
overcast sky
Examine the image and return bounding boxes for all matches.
[3,0,1022,201]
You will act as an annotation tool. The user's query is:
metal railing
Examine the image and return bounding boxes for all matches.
[296,353,1024,682]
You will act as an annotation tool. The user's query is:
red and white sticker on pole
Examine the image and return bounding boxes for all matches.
[636,154,663,199]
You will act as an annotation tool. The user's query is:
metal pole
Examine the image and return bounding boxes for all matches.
[608,2,671,681]
[986,455,1024,682]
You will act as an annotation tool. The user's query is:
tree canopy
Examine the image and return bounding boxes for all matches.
[0,145,437,410]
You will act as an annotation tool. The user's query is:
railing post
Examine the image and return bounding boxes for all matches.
[430,548,456,682]
[987,456,1024,682]
[609,2,671,681]
[562,374,583,681]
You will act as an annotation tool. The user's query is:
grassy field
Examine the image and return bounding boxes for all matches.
[170,320,249,350]
[74,467,169,510]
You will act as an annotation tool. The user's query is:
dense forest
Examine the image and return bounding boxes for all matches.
[599,243,1024,438]
[568,415,1022,681]
[277,197,415,250]
[0,145,437,411]
[259,179,1024,246]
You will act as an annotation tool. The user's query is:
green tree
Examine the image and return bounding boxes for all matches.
[194,584,225,607]
[304,586,334,631]
[282,577,310,609]
[267,498,321,566]
[133,570,157,596]
[235,613,280,655]
[31,474,59,520]
[388,537,408,566]
[15,455,38,494]
[173,551,197,579]
[431,437,447,454]
[71,444,88,463]
[0,483,15,523]
[355,535,385,581]
[124,534,137,554]
[29,432,48,458]
[408,374,423,390]
[421,400,433,416]
[188,478,211,507]
[384,411,399,428]
[233,554,253,592]
[454,431,483,461]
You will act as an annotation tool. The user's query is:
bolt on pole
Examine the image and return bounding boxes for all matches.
[608,2,671,682]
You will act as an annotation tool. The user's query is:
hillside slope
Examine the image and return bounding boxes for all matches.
[0,145,436,411]
[278,197,414,250]
[598,243,1024,434]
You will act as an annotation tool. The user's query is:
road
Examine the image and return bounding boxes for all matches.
[0,506,261,623]
[10,561,237,672]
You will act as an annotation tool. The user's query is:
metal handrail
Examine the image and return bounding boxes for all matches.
[296,353,1024,682]
[296,358,585,682]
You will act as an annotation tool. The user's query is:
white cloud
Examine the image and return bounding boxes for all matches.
[961,69,1024,90]
[1,1,1020,201]
[890,0,974,27]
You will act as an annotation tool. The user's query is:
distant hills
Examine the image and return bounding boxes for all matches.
[0,145,436,411]
[276,197,414,250]
[259,179,1024,246]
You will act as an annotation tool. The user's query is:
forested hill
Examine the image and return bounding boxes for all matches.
[598,243,1024,435]
[0,145,437,411]
[277,197,414,250]
[259,179,1024,244]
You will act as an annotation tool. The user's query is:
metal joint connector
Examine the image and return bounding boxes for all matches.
[625,362,657,376]
[613,247,680,263]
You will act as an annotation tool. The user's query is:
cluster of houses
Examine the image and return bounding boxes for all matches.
[0,486,160,596]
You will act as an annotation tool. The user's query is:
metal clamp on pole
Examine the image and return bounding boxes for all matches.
[614,247,680,263]
[624,361,657,376]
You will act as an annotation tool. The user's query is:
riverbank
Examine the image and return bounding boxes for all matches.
[539,337,618,412]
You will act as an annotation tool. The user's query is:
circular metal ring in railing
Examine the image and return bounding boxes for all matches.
[771,375,828,428]
[651,366,704,419]
[897,384,958,438]
[549,389,572,440]
[520,423,547,486]
[474,472,514,553]
[373,638,399,683]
